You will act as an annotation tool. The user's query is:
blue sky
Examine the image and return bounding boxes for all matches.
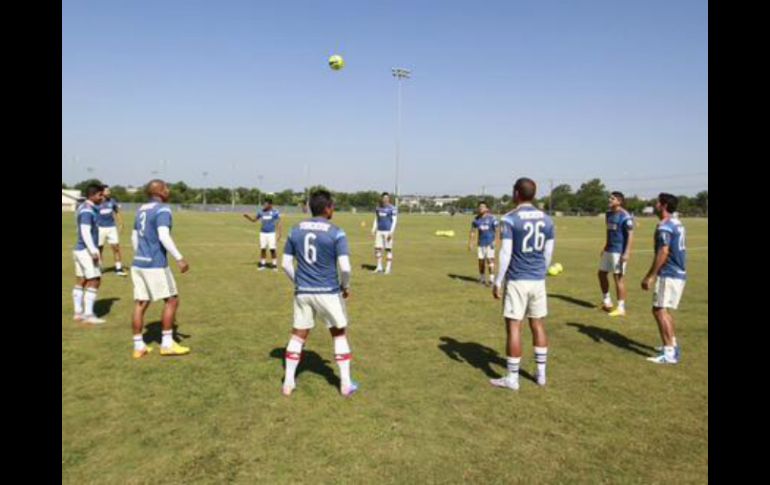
[62,0,707,197]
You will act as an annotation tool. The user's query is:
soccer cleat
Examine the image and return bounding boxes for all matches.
[83,315,106,325]
[132,346,153,359]
[373,267,383,274]
[282,382,296,396]
[655,345,681,360]
[272,265,278,272]
[258,264,266,271]
[160,342,190,356]
[384,269,391,275]
[600,303,613,312]
[73,313,84,321]
[341,381,359,397]
[608,308,626,317]
[646,353,678,364]
[490,376,520,391]
[115,269,128,277]
[535,372,547,387]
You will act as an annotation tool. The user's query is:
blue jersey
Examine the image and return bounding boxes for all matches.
[132,201,174,269]
[257,208,280,233]
[375,204,398,231]
[97,198,120,227]
[472,214,499,247]
[284,217,350,295]
[501,205,555,281]
[75,201,99,251]
[604,209,634,253]
[655,218,687,280]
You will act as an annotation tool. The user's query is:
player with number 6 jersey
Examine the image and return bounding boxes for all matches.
[280,189,358,398]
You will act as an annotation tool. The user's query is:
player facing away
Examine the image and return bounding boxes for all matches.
[280,189,358,397]
[371,192,398,274]
[96,185,127,276]
[491,178,555,391]
[640,193,686,364]
[130,180,191,359]
[598,191,635,316]
[243,198,282,271]
[468,201,499,286]
[72,183,107,324]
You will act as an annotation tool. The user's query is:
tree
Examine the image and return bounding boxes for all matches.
[695,190,708,216]
[62,182,68,189]
[74,179,104,192]
[574,179,608,213]
[547,184,574,212]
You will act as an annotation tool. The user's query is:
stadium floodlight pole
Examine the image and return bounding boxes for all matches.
[202,171,208,206]
[258,174,264,206]
[392,67,411,207]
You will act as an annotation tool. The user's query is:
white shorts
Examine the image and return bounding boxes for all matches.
[503,280,548,320]
[599,251,627,275]
[293,293,349,330]
[477,245,495,260]
[98,226,119,246]
[653,277,686,310]
[374,231,393,250]
[73,249,101,280]
[260,232,277,250]
[131,266,178,302]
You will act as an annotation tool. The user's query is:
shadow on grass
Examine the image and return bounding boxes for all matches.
[437,337,536,383]
[143,321,191,345]
[360,264,377,271]
[566,322,656,357]
[93,298,119,317]
[447,273,484,284]
[549,293,595,309]
[269,348,340,388]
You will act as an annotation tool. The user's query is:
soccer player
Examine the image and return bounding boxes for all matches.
[71,183,107,324]
[243,198,282,271]
[491,178,555,391]
[97,185,127,276]
[468,201,499,285]
[280,189,357,397]
[130,179,191,359]
[598,191,635,316]
[371,192,398,274]
[641,193,686,364]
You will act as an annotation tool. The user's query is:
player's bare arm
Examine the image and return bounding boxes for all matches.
[642,245,668,290]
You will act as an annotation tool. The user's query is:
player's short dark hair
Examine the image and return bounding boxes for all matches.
[264,197,273,205]
[309,190,334,216]
[611,191,625,205]
[513,178,537,202]
[478,200,488,207]
[381,192,390,198]
[658,193,678,213]
[85,183,103,198]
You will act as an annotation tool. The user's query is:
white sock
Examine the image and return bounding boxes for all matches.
[506,357,521,381]
[488,264,495,281]
[133,334,146,351]
[534,346,548,377]
[284,336,305,387]
[115,262,123,270]
[376,254,383,269]
[603,293,612,305]
[664,345,676,360]
[84,288,97,316]
[73,286,84,315]
[672,337,678,347]
[334,335,352,388]
[617,300,625,310]
[260,258,266,265]
[385,254,393,272]
[162,330,174,349]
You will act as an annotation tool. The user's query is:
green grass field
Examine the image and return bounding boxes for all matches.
[62,212,708,484]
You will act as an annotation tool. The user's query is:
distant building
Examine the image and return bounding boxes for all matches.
[62,189,81,212]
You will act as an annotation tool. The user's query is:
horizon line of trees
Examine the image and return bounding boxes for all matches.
[63,178,707,216]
